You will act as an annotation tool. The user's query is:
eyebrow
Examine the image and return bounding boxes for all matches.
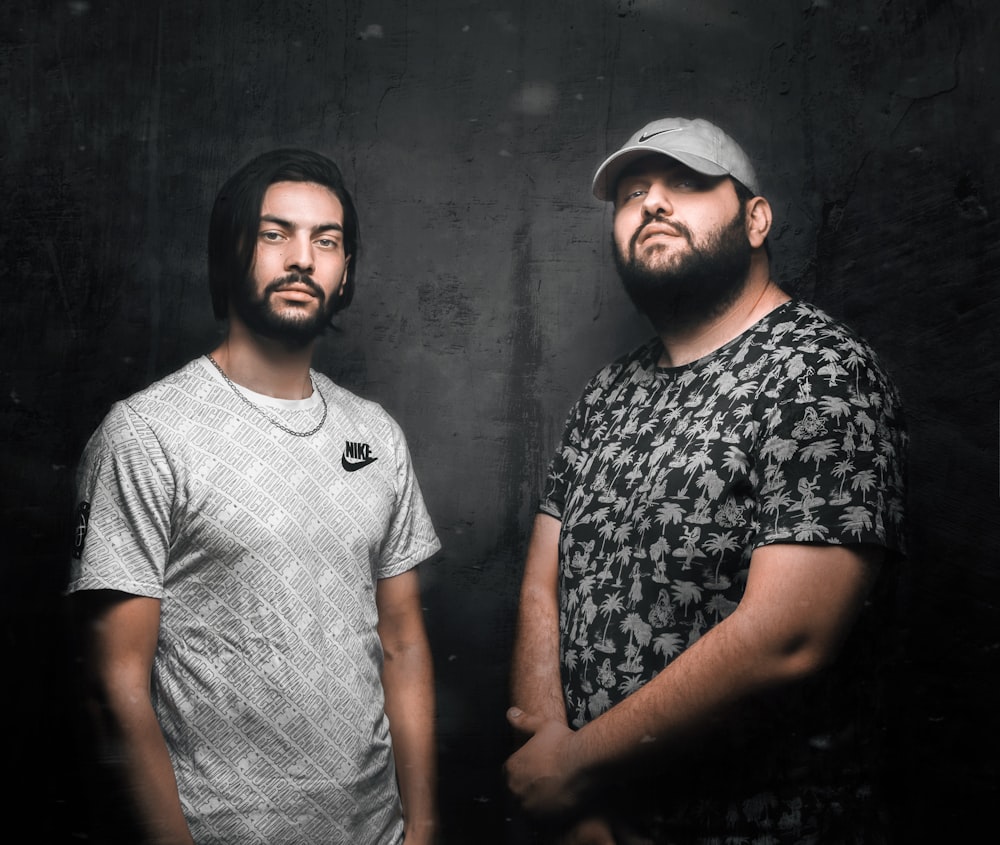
[260,214,344,234]
[615,166,724,199]
[619,161,701,183]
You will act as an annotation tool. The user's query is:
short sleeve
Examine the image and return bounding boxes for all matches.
[539,392,591,522]
[539,348,655,522]
[376,418,440,579]
[753,345,907,554]
[66,402,175,597]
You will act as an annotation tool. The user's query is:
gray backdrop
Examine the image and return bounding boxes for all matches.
[2,1,998,841]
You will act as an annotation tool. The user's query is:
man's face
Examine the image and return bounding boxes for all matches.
[611,157,752,332]
[230,180,350,349]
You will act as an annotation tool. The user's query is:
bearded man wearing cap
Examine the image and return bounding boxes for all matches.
[505,118,907,844]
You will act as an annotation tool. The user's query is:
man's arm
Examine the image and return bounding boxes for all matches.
[509,515,616,844]
[505,542,882,817]
[510,513,569,726]
[377,567,438,845]
[77,591,194,845]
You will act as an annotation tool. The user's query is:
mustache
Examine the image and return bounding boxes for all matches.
[629,216,693,254]
[264,273,325,301]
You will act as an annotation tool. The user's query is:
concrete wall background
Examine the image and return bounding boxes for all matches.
[2,1,998,841]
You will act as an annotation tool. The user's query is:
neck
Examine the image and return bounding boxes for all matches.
[656,257,789,368]
[211,321,316,399]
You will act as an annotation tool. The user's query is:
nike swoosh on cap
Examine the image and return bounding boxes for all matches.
[638,127,684,143]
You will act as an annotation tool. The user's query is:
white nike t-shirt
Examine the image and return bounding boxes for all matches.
[68,357,440,844]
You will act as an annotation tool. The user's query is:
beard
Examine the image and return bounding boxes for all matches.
[613,208,753,334]
[229,272,334,350]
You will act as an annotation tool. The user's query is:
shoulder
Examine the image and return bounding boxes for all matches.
[582,338,661,399]
[605,337,662,377]
[312,371,390,419]
[764,301,900,391]
[86,360,214,453]
[116,358,215,417]
[782,301,886,361]
[312,371,404,438]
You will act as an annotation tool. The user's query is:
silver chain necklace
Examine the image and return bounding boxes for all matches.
[205,353,328,437]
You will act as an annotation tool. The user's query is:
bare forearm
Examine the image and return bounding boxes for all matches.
[510,514,568,724]
[103,694,193,845]
[506,544,880,817]
[82,594,192,844]
[570,609,788,778]
[570,545,878,778]
[511,590,567,722]
[383,639,438,844]
[507,606,814,817]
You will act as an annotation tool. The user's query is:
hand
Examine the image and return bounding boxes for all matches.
[504,707,586,818]
[555,816,617,845]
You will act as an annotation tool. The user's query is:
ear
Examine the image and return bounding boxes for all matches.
[338,255,351,296]
[745,197,772,248]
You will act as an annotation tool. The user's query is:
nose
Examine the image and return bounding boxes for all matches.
[641,182,673,218]
[285,232,315,273]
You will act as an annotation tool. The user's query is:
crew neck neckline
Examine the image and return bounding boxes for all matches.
[199,357,322,410]
[651,299,796,376]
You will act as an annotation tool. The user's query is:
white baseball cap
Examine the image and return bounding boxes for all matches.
[592,117,760,201]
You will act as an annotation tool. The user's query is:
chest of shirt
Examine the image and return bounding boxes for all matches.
[564,374,763,519]
[159,422,398,591]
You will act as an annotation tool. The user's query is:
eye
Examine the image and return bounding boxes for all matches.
[259,230,284,242]
[672,172,716,191]
[315,237,341,250]
[617,187,646,205]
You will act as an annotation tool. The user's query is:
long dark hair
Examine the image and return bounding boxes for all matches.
[208,148,360,320]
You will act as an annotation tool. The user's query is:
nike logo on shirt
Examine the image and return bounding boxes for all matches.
[342,441,378,472]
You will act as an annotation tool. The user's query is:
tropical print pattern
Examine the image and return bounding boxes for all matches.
[539,300,906,842]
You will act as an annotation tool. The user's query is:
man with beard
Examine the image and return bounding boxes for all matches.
[68,149,440,845]
[505,118,906,844]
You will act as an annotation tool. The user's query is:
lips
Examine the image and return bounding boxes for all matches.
[266,275,324,302]
[637,222,684,245]
[275,283,317,296]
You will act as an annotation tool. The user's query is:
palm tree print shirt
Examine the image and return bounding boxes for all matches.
[538,301,906,839]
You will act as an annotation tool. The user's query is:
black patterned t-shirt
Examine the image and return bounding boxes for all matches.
[539,300,906,841]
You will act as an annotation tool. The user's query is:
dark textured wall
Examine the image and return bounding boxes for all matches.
[2,1,997,841]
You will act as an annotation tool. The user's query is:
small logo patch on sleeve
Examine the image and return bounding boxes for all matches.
[72,501,91,560]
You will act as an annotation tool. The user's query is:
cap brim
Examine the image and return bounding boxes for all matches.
[592,147,731,201]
